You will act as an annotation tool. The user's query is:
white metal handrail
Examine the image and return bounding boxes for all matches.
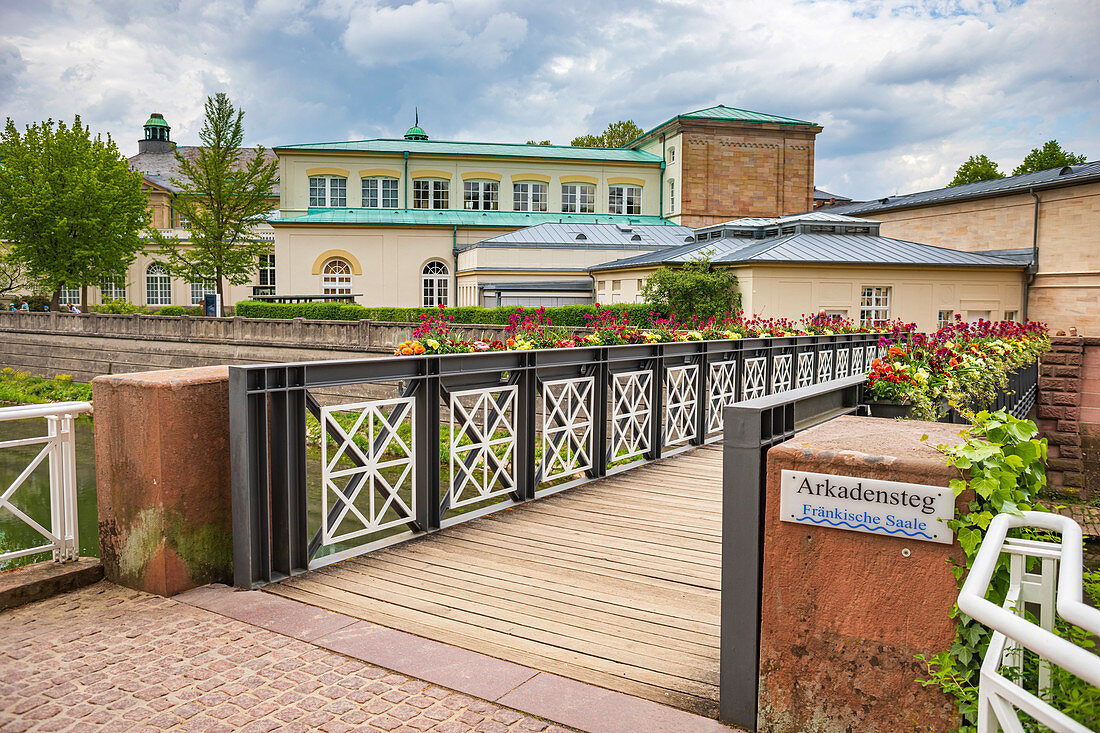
[0,401,91,564]
[958,511,1100,733]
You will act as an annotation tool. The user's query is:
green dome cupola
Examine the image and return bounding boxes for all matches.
[404,108,428,141]
[139,113,175,154]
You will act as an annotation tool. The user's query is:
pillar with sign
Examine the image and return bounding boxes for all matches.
[758,415,968,732]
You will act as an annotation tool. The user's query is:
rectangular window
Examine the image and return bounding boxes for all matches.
[309,177,346,207]
[1004,310,1018,322]
[362,178,398,208]
[463,180,499,210]
[561,184,595,213]
[513,182,547,212]
[668,180,676,212]
[59,286,81,305]
[101,277,125,302]
[608,185,641,215]
[668,147,675,163]
[190,279,217,306]
[258,254,275,288]
[937,310,953,329]
[860,286,891,326]
[413,179,449,209]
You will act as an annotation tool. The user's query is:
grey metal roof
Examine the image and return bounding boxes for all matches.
[480,280,593,292]
[708,211,875,228]
[813,188,851,201]
[462,222,696,252]
[590,232,1028,272]
[821,161,1100,216]
[129,146,281,195]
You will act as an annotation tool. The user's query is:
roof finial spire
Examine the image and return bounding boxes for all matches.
[404,110,428,141]
[415,107,419,127]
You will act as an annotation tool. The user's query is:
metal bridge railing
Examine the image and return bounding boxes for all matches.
[230,333,885,588]
[958,511,1100,733]
[0,401,90,565]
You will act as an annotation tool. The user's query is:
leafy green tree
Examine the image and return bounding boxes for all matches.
[0,116,149,309]
[149,93,278,304]
[571,120,646,149]
[1012,139,1087,175]
[948,154,1005,187]
[640,255,740,320]
[525,140,551,145]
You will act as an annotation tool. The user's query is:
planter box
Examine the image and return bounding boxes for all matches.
[865,399,960,423]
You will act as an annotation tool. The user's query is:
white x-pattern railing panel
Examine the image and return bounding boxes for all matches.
[851,346,864,375]
[707,360,738,434]
[0,402,89,565]
[611,370,652,461]
[742,356,767,400]
[541,377,595,483]
[449,385,518,508]
[320,397,416,545]
[817,350,834,383]
[796,352,815,388]
[772,353,792,394]
[664,364,699,447]
[835,348,850,379]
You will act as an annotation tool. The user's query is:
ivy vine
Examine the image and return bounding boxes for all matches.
[917,409,1099,732]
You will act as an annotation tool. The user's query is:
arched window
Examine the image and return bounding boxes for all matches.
[322,258,352,295]
[422,261,449,307]
[146,263,171,305]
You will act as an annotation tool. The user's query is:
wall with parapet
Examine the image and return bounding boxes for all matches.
[0,311,513,383]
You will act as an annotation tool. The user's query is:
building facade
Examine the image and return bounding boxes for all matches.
[822,163,1100,333]
[269,105,821,307]
[590,213,1026,333]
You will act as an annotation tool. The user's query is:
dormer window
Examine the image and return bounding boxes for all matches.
[310,176,346,207]
[464,180,499,211]
[609,185,641,215]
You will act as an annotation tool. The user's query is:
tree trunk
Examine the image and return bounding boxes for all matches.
[81,285,88,310]
[50,289,60,312]
[216,271,225,317]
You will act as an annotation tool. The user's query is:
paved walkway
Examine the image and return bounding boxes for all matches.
[0,581,737,733]
[0,582,576,733]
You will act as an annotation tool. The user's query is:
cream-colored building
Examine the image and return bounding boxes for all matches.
[823,162,1100,333]
[590,213,1027,333]
[269,106,822,308]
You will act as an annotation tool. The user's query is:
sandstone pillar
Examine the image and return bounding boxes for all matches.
[92,366,232,596]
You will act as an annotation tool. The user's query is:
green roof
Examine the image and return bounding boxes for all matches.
[627,104,818,147]
[275,138,662,164]
[144,114,169,128]
[274,208,674,228]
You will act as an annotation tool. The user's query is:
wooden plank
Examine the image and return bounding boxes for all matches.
[511,502,723,549]
[280,571,719,700]
[536,492,722,530]
[312,563,718,667]
[347,550,719,646]
[267,582,716,718]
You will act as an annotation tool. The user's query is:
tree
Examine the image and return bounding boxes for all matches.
[150,93,278,304]
[525,140,551,145]
[1012,139,1087,176]
[0,116,149,309]
[640,255,740,320]
[948,154,1005,187]
[571,120,645,149]
[0,248,27,296]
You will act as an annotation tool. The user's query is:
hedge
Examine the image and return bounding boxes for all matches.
[233,301,670,328]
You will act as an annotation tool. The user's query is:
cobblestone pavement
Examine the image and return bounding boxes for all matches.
[0,581,577,733]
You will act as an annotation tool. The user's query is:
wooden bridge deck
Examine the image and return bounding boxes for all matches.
[266,445,723,718]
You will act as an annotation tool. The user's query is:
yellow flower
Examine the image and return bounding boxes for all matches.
[426,339,440,350]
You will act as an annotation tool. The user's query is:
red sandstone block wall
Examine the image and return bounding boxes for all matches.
[1037,336,1090,500]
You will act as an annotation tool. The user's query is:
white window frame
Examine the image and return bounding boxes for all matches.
[146,263,172,306]
[59,286,81,305]
[362,177,398,209]
[422,261,449,307]
[512,182,547,212]
[463,180,499,211]
[190,278,217,306]
[1004,310,1018,322]
[608,185,641,215]
[937,310,953,329]
[309,176,347,208]
[668,179,676,213]
[859,286,891,327]
[413,179,449,210]
[100,276,126,302]
[258,253,275,288]
[322,258,352,295]
[561,184,595,214]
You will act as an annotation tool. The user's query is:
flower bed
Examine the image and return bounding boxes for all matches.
[866,318,1050,420]
[392,307,907,356]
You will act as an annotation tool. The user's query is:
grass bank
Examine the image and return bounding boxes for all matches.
[0,369,92,405]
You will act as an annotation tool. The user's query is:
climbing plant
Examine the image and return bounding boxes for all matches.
[917,409,1099,731]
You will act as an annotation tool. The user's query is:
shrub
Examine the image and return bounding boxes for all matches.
[93,299,148,314]
[640,255,741,320]
[24,294,51,312]
[156,305,203,316]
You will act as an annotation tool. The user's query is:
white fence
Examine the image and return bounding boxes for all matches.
[0,401,91,564]
[958,511,1100,733]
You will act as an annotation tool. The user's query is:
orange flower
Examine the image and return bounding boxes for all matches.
[887,346,905,358]
[412,343,425,354]
[400,347,413,355]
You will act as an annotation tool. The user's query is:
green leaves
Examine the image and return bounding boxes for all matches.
[639,255,741,321]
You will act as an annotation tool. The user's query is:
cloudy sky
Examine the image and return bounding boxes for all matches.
[1,0,1097,200]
